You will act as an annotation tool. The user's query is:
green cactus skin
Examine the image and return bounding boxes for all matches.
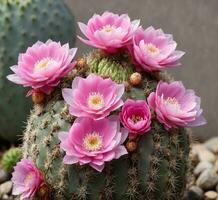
[22,50,190,200]
[1,147,22,172]
[87,51,134,83]
[0,0,76,142]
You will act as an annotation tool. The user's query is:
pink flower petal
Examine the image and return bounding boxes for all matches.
[62,74,125,120]
[78,11,140,53]
[7,40,77,95]
[130,26,185,72]
[149,81,206,129]
[120,99,151,135]
[58,117,128,172]
[11,159,43,199]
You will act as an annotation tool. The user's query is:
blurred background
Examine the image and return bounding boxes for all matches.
[66,0,218,140]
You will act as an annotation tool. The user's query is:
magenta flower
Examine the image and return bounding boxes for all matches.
[7,40,77,95]
[11,159,43,200]
[62,74,124,120]
[58,117,128,172]
[147,81,207,129]
[78,11,140,53]
[120,99,151,134]
[130,27,185,72]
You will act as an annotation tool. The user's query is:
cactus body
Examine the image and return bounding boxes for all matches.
[0,0,76,142]
[1,147,22,172]
[22,50,190,200]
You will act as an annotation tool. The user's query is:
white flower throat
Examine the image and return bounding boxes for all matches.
[87,92,105,109]
[24,172,35,186]
[34,58,56,72]
[83,132,102,151]
[143,43,160,56]
[165,97,181,109]
[101,25,116,33]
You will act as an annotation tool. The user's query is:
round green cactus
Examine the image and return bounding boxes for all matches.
[1,147,22,172]
[0,0,76,142]
[22,50,190,200]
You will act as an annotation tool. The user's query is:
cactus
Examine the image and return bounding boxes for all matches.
[0,0,76,142]
[22,50,190,200]
[1,147,22,172]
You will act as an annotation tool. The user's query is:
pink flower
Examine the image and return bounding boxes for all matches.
[7,40,77,95]
[11,159,43,200]
[147,81,207,129]
[78,11,140,53]
[130,27,185,72]
[62,74,124,120]
[120,99,151,134]
[58,117,128,172]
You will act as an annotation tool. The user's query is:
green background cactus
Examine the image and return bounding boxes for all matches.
[0,147,22,172]
[22,50,190,200]
[0,0,76,142]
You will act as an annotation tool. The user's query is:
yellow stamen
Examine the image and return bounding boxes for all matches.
[101,25,116,33]
[87,92,104,109]
[165,97,181,109]
[83,132,102,151]
[143,43,159,56]
[34,58,54,72]
[131,115,143,124]
[24,172,34,186]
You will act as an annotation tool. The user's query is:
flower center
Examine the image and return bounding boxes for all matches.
[24,172,34,186]
[143,43,159,56]
[101,25,116,33]
[34,58,55,72]
[131,115,143,124]
[165,97,181,109]
[83,132,102,151]
[87,92,104,109]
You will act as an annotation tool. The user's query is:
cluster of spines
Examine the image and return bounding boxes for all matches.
[86,51,134,83]
[100,164,114,200]
[126,154,141,199]
[66,124,189,200]
[22,100,72,199]
[0,0,74,44]
[0,147,22,172]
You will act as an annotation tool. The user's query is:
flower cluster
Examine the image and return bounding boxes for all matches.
[78,11,184,72]
[60,74,129,172]
[77,10,206,130]
[9,11,207,200]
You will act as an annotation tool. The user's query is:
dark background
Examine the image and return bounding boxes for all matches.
[66,0,218,140]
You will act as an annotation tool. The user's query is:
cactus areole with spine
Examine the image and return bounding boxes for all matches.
[0,0,76,142]
[8,11,206,200]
